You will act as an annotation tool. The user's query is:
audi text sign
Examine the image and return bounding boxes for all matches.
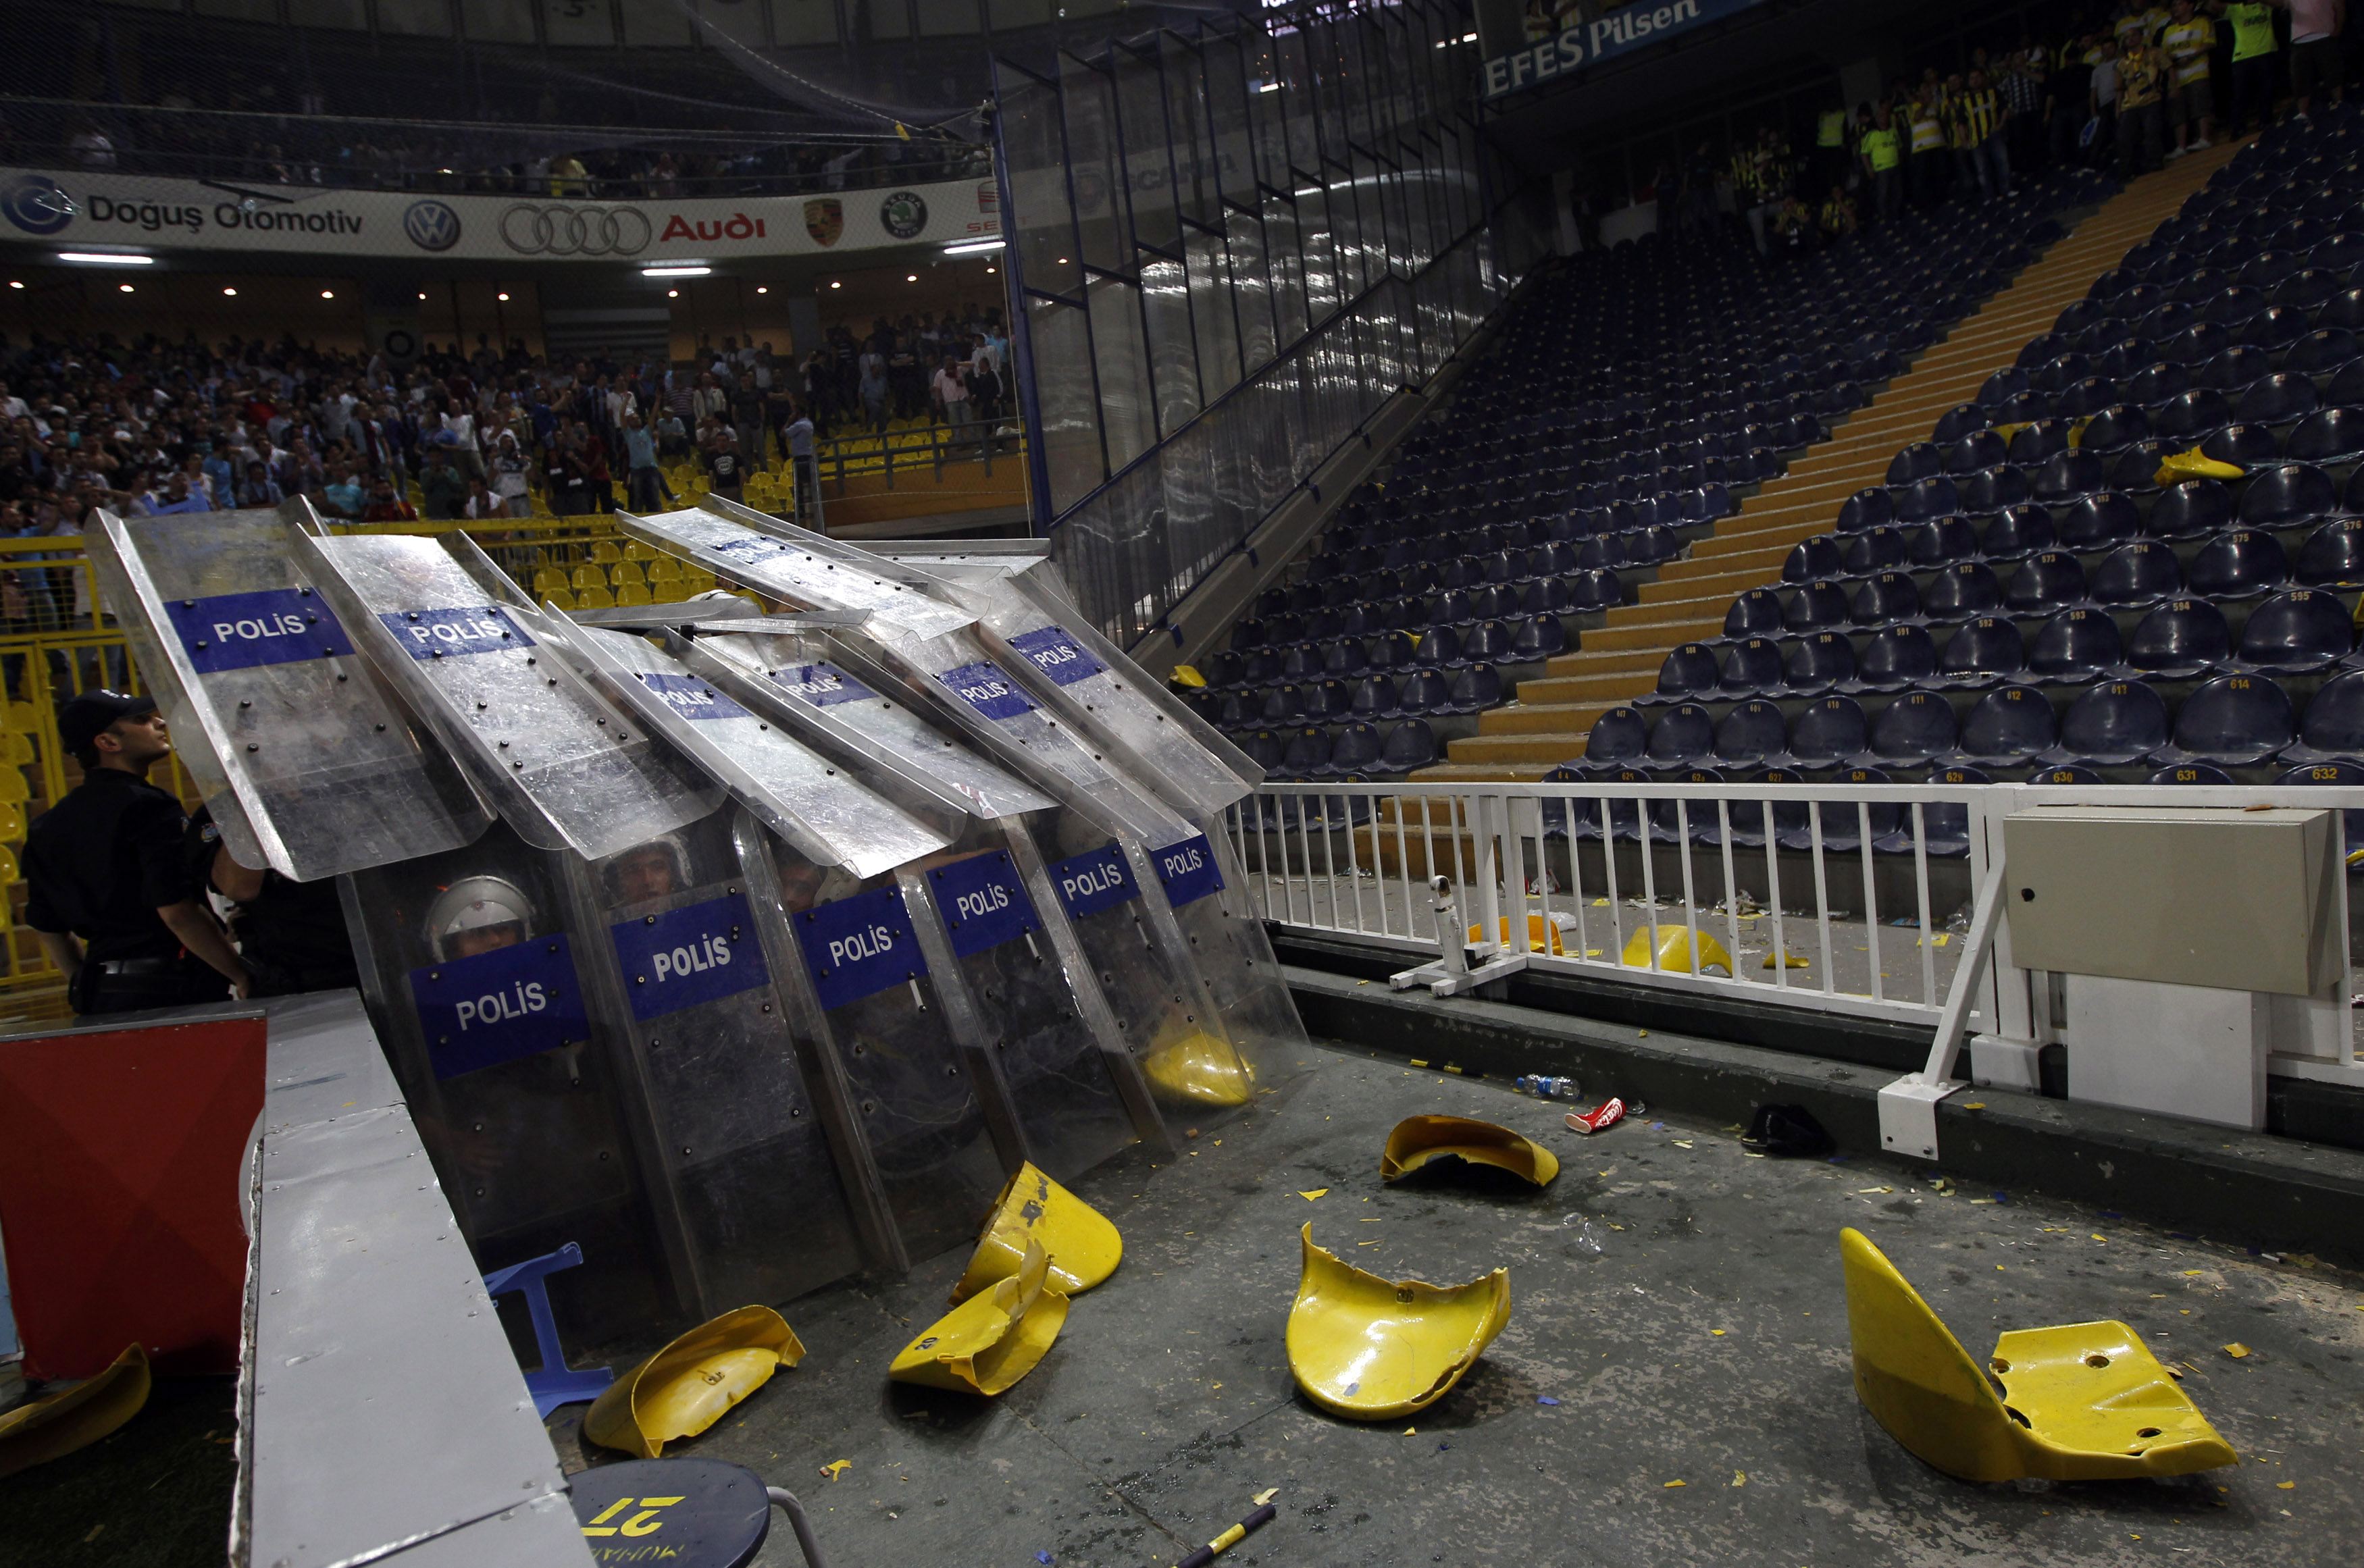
[0,169,998,261]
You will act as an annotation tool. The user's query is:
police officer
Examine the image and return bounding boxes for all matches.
[184,804,359,997]
[26,691,249,1014]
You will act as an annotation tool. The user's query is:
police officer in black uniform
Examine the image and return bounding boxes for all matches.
[26,691,250,1014]
[184,803,359,997]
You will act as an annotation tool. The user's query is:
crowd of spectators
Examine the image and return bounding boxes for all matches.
[1651,1,2348,256]
[0,305,1014,607]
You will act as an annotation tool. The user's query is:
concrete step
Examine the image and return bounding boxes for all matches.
[1541,646,1664,678]
[1476,700,1621,737]
[1512,669,1665,706]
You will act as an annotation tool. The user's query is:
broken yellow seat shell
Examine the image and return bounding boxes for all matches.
[584,1305,805,1459]
[1286,1224,1510,1421]
[892,1239,1070,1396]
[0,1342,150,1480]
[1841,1228,2236,1482]
[1465,914,1570,956]
[1141,1029,1255,1107]
[951,1161,1123,1304]
[1380,1115,1560,1187]
[1620,925,1733,975]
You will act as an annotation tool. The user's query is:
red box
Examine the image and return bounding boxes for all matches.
[0,1013,266,1379]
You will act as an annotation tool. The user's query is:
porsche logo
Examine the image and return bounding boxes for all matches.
[804,199,843,247]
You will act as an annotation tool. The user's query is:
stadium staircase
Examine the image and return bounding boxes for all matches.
[1429,142,2247,781]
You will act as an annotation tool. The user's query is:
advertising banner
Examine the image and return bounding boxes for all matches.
[0,167,1000,262]
[1481,0,1771,103]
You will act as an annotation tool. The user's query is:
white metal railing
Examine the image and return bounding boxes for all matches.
[1229,780,2364,1038]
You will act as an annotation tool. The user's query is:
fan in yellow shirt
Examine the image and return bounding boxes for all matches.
[2160,0,2217,155]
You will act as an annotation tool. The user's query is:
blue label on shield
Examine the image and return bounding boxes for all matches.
[409,936,587,1080]
[1049,843,1138,921]
[769,662,875,708]
[637,672,750,723]
[929,852,1042,960]
[936,661,1036,721]
[1152,833,1225,908]
[795,885,927,1011]
[1007,625,1106,687]
[609,892,769,1022]
[165,589,350,674]
[377,606,533,660]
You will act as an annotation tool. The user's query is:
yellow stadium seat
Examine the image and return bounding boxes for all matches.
[623,541,655,562]
[532,567,569,596]
[610,561,645,587]
[0,732,30,766]
[690,477,712,493]
[0,770,27,804]
[5,701,38,733]
[541,587,577,611]
[615,584,653,606]
[652,579,689,603]
[0,800,22,841]
[0,845,18,884]
[590,541,622,564]
[576,585,616,610]
[646,557,682,583]
[570,564,604,591]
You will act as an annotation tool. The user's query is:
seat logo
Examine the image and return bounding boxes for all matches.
[498,203,652,256]
[402,199,461,251]
[2,175,73,236]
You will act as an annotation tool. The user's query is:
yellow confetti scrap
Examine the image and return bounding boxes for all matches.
[821,1460,852,1482]
[1664,1479,1686,1488]
[2184,1270,2205,1276]
[1961,1101,1986,1109]
[1402,1426,1417,1436]
[1712,1329,1726,1336]
[1298,1188,1329,1201]
[1730,1471,1747,1487]
[2091,1233,2107,1242]
[1254,1489,1280,1506]
[2224,1343,2251,1359]
[2279,1482,2296,1490]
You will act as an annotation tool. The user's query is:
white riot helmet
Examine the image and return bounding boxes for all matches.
[602,831,691,904]
[424,874,537,961]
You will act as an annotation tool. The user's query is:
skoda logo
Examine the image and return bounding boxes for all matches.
[403,199,461,252]
[2,175,74,237]
[499,203,652,257]
[879,189,928,241]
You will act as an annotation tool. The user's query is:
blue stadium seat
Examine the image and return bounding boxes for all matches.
[1569,568,1624,611]
[1325,721,1385,779]
[1714,701,1792,770]
[1908,515,1984,569]
[1783,631,1858,694]
[1874,764,1986,856]
[1932,403,1993,442]
[2026,763,2107,784]
[1320,639,1370,681]
[2286,406,2364,465]
[2005,552,2091,617]
[1512,615,1567,660]
[2282,668,2364,764]
[1309,679,1354,721]
[2201,421,2284,467]
[2146,761,2238,785]
[2078,404,2153,452]
[1718,637,1785,696]
[1866,691,1959,767]
[1836,486,1894,533]
[2092,541,2186,607]
[2124,360,2192,405]
[1446,664,1504,714]
[2186,528,2293,599]
[2298,518,2364,588]
[2125,596,2233,677]
[2056,492,2142,552]
[1784,767,1900,853]
[1978,504,2055,560]
[1782,581,1852,633]
[2243,305,2314,351]
[2054,376,2121,421]
[1216,691,1258,729]
[1275,726,1333,781]
[1851,572,1922,625]
[2234,587,2355,673]
[1951,685,2057,767]
[1721,587,1785,640]
[2110,440,2178,494]
[1411,627,1464,669]
[2238,463,2340,528]
[2153,388,2234,443]
[1258,683,1307,725]
[2155,674,2298,766]
[1958,465,2032,515]
[1349,675,1401,721]
[1231,617,1269,652]
[2007,419,2073,465]
[1781,535,1845,583]
[1722,766,1808,849]
[1366,630,1415,673]
[1377,718,1439,775]
[1583,705,1647,768]
[2042,679,2172,766]
[1460,621,1514,665]
[2147,478,2236,539]
[1944,430,2011,473]
[1840,527,1909,577]
[1239,729,1287,773]
[1893,475,1961,521]
[1886,442,1945,486]
[1849,623,1941,694]
[2026,607,2127,683]
[2031,450,2109,504]
[2198,345,2276,393]
[1787,696,1870,769]
[1398,668,1454,715]
[1934,617,2025,690]
[1922,561,2005,622]
[1647,642,1722,703]
[1205,650,1246,688]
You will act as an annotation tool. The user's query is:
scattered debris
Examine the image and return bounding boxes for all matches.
[1298,1188,1330,1201]
[2224,1344,2252,1359]
[821,1459,851,1481]
[1566,1098,1628,1136]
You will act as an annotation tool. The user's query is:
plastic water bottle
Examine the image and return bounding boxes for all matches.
[1518,1074,1581,1100]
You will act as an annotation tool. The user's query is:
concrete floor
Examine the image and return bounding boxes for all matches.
[553,1042,2364,1568]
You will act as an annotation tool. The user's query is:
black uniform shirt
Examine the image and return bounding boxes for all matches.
[23,768,192,963]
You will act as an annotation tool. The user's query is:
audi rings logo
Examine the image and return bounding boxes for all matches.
[499,204,652,257]
[2,176,74,237]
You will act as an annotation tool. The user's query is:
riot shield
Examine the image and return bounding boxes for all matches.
[534,615,948,878]
[84,503,489,879]
[340,819,677,1344]
[292,529,721,862]
[736,830,1009,1270]
[558,806,884,1317]
[866,540,1262,818]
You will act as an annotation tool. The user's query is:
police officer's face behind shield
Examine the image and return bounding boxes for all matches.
[608,843,680,905]
[448,920,523,960]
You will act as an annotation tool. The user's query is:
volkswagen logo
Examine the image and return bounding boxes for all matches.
[403,199,461,252]
[499,204,652,257]
[2,176,74,237]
